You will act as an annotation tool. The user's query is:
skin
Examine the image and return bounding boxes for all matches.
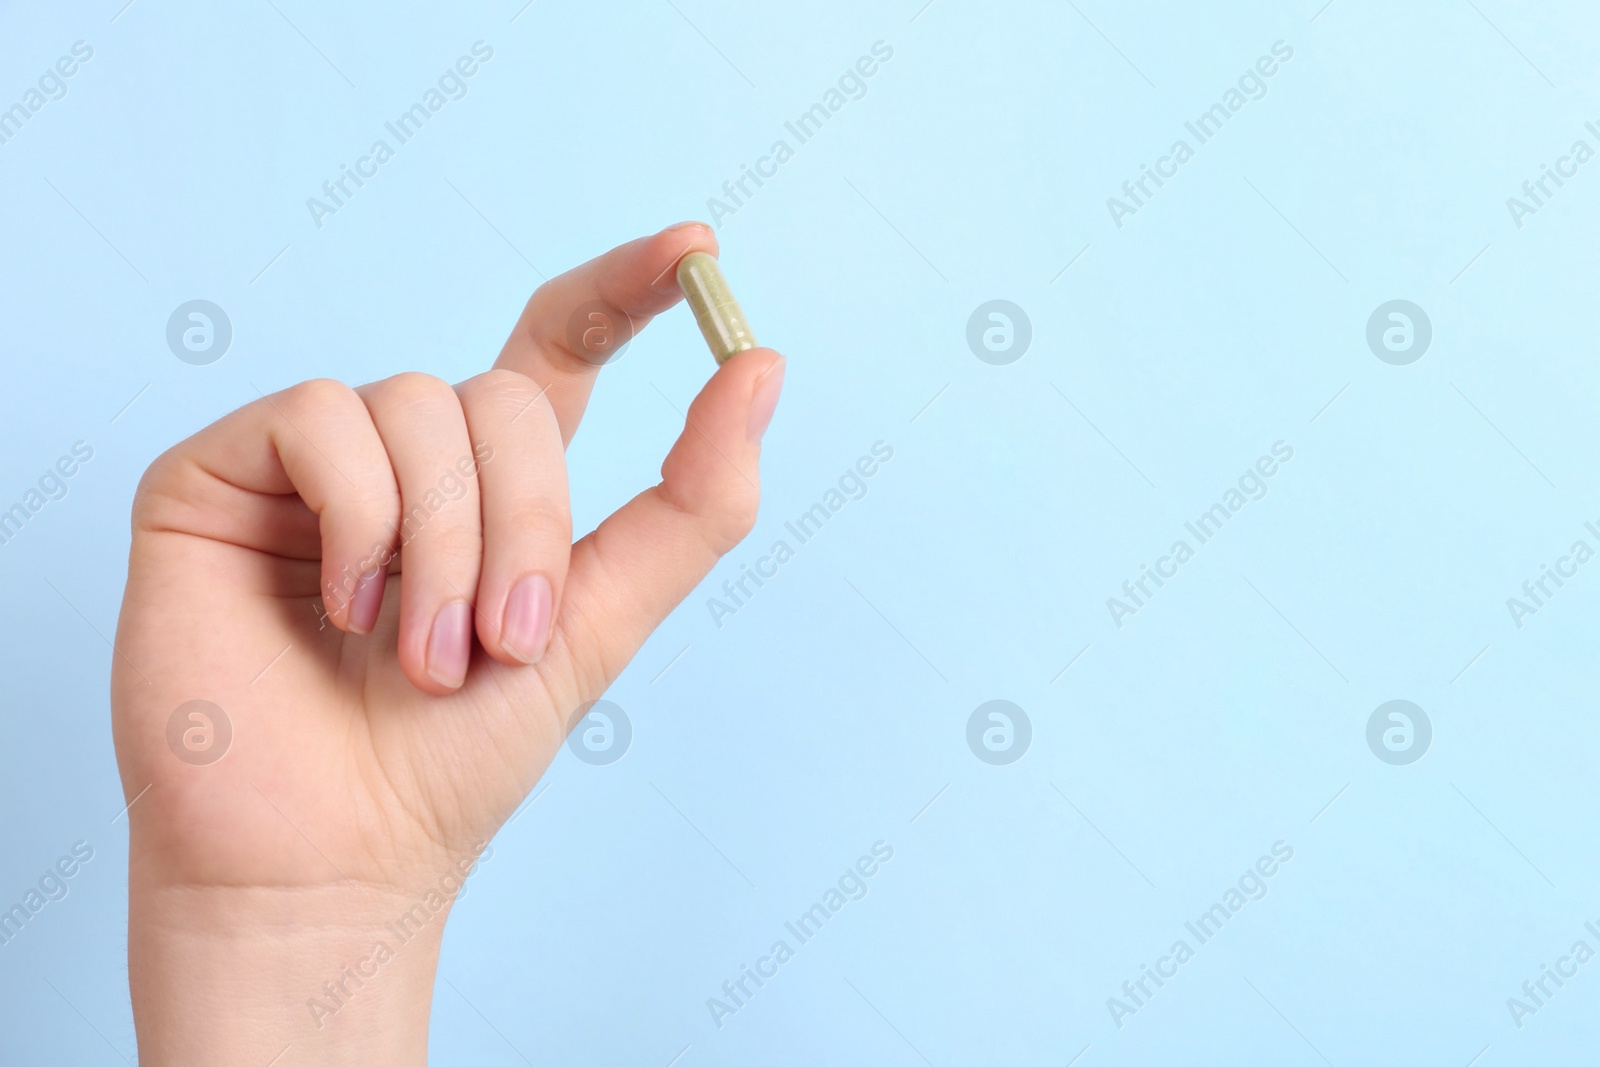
[110,223,785,1064]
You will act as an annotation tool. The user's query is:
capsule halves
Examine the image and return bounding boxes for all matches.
[676,251,757,365]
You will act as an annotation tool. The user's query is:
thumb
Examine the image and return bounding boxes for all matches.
[554,347,785,699]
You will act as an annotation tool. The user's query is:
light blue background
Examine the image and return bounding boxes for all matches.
[3,0,1599,1063]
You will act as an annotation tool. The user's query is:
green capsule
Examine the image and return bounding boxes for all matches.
[676,251,757,365]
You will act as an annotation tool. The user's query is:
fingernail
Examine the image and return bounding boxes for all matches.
[348,572,386,634]
[747,359,785,442]
[501,575,553,664]
[426,600,473,689]
[662,220,707,233]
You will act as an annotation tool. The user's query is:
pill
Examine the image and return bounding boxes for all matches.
[676,251,757,365]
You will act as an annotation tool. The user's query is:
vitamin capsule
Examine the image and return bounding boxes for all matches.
[676,251,757,364]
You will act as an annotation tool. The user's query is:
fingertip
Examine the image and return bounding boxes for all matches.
[661,219,714,240]
[647,224,719,295]
[320,564,386,635]
[718,347,785,385]
[746,356,785,443]
[730,345,784,367]
[346,571,386,635]
[686,348,784,425]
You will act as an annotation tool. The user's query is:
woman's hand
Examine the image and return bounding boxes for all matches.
[111,222,784,1065]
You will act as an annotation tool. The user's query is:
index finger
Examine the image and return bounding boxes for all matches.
[493,221,719,445]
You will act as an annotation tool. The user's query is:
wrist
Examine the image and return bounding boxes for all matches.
[127,847,486,1066]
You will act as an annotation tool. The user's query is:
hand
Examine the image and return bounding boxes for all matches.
[111,223,785,1064]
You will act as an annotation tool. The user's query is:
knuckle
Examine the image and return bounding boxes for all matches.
[284,377,362,420]
[404,518,482,562]
[370,370,458,413]
[133,446,180,498]
[461,368,551,420]
[129,447,191,530]
[522,282,558,332]
[527,285,623,371]
[351,482,403,528]
[507,497,571,540]
[336,470,403,533]
[662,481,759,556]
[720,490,760,545]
